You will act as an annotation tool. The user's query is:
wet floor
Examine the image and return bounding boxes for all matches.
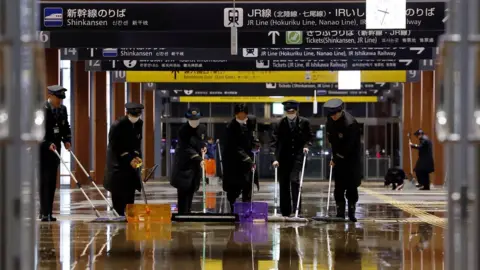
[37,181,446,269]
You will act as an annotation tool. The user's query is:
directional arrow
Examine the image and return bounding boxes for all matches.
[399,59,413,66]
[171,71,178,80]
[410,47,425,54]
[375,82,386,87]
[443,9,449,23]
[268,31,280,45]
[173,89,180,94]
[373,90,379,94]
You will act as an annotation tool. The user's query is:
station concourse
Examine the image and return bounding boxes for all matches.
[4,0,479,269]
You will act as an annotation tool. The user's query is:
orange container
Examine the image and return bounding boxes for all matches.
[126,204,172,223]
[206,192,216,209]
[205,159,216,176]
[126,223,172,241]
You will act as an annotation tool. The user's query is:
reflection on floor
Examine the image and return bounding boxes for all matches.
[38,182,446,269]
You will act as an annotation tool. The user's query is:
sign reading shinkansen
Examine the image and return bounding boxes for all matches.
[90,59,420,71]
[62,47,436,61]
[39,2,445,31]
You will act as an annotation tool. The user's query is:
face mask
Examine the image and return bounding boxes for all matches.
[128,115,140,124]
[188,120,200,128]
[236,118,247,125]
[286,114,296,120]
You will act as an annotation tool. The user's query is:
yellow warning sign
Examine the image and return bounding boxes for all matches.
[177,96,378,103]
[126,71,406,83]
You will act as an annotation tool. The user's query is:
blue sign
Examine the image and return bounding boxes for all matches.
[43,7,63,27]
[102,48,118,57]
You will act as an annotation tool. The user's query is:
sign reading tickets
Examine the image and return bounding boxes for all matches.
[125,71,407,83]
[174,96,378,103]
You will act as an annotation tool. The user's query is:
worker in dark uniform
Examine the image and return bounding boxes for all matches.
[270,100,313,217]
[39,85,72,222]
[104,102,144,217]
[324,98,362,222]
[170,108,207,214]
[223,104,259,212]
[410,129,434,190]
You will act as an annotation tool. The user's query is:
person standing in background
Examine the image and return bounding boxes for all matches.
[410,129,434,190]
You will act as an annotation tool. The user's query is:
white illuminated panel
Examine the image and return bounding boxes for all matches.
[272,103,284,115]
[366,0,406,29]
[338,71,361,90]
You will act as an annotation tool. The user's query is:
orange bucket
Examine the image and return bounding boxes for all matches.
[206,192,216,209]
[126,204,172,223]
[126,222,172,241]
[205,159,216,176]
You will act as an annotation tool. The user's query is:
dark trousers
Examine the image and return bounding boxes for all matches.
[227,176,253,213]
[334,184,359,206]
[39,153,60,216]
[279,164,302,217]
[416,171,431,189]
[111,188,135,216]
[177,187,196,214]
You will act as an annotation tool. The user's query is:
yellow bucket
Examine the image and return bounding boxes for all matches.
[126,204,172,223]
[126,223,172,241]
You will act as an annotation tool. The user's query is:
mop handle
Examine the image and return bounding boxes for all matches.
[326,158,333,215]
[139,170,149,205]
[274,166,278,216]
[407,133,414,174]
[53,150,102,218]
[294,153,307,218]
[202,152,206,214]
[69,150,120,217]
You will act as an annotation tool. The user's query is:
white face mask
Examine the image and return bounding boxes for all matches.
[286,114,296,120]
[236,118,247,125]
[128,115,140,124]
[188,120,200,128]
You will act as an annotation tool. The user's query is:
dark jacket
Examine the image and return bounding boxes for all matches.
[411,135,435,173]
[222,117,258,192]
[270,116,313,164]
[104,116,143,193]
[170,123,207,191]
[40,101,71,157]
[384,167,406,186]
[205,143,216,159]
[326,111,362,187]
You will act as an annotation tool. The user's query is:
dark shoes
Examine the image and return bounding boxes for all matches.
[419,186,430,190]
[348,204,357,222]
[336,204,346,219]
[40,215,57,222]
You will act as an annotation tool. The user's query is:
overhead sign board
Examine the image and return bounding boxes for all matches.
[94,59,420,71]
[39,1,446,48]
[125,71,407,83]
[63,47,436,61]
[151,82,390,97]
[170,96,379,103]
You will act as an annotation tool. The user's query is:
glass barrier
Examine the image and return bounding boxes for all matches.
[364,157,391,180]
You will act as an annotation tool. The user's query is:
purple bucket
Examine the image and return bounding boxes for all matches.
[233,222,269,243]
[233,202,268,223]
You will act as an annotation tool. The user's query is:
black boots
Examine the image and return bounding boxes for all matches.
[336,203,346,219]
[348,203,357,222]
[41,214,57,222]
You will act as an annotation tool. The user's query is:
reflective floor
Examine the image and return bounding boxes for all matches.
[38,181,446,269]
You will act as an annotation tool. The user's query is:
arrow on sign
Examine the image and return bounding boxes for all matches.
[410,47,425,54]
[171,71,178,80]
[268,31,280,45]
[399,59,413,66]
[373,90,378,94]
[375,82,386,87]
[173,89,181,94]
[443,9,449,23]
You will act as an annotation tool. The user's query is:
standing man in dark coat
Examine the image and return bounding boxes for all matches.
[410,129,434,190]
[223,104,259,212]
[170,108,207,214]
[270,100,313,217]
[104,102,144,216]
[324,98,362,222]
[39,85,72,222]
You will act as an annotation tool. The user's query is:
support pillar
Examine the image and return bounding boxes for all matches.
[92,72,107,184]
[112,82,126,122]
[154,91,163,178]
[45,48,59,96]
[402,71,444,185]
[128,83,141,103]
[72,61,90,186]
[143,90,155,177]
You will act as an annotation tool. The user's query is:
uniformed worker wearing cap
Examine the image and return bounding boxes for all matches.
[409,129,434,190]
[39,85,72,222]
[270,100,313,217]
[222,104,260,212]
[104,102,145,217]
[324,98,362,222]
[170,108,208,214]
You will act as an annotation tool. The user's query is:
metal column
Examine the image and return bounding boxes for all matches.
[436,0,480,268]
[1,0,42,268]
[154,91,163,178]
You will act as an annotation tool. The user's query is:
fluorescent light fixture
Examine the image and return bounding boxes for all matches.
[272,103,284,115]
[338,70,361,90]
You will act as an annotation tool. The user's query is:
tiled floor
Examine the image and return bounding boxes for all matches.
[37,181,446,269]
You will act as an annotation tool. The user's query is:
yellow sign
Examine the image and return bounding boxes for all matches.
[126,71,406,83]
[178,96,378,103]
